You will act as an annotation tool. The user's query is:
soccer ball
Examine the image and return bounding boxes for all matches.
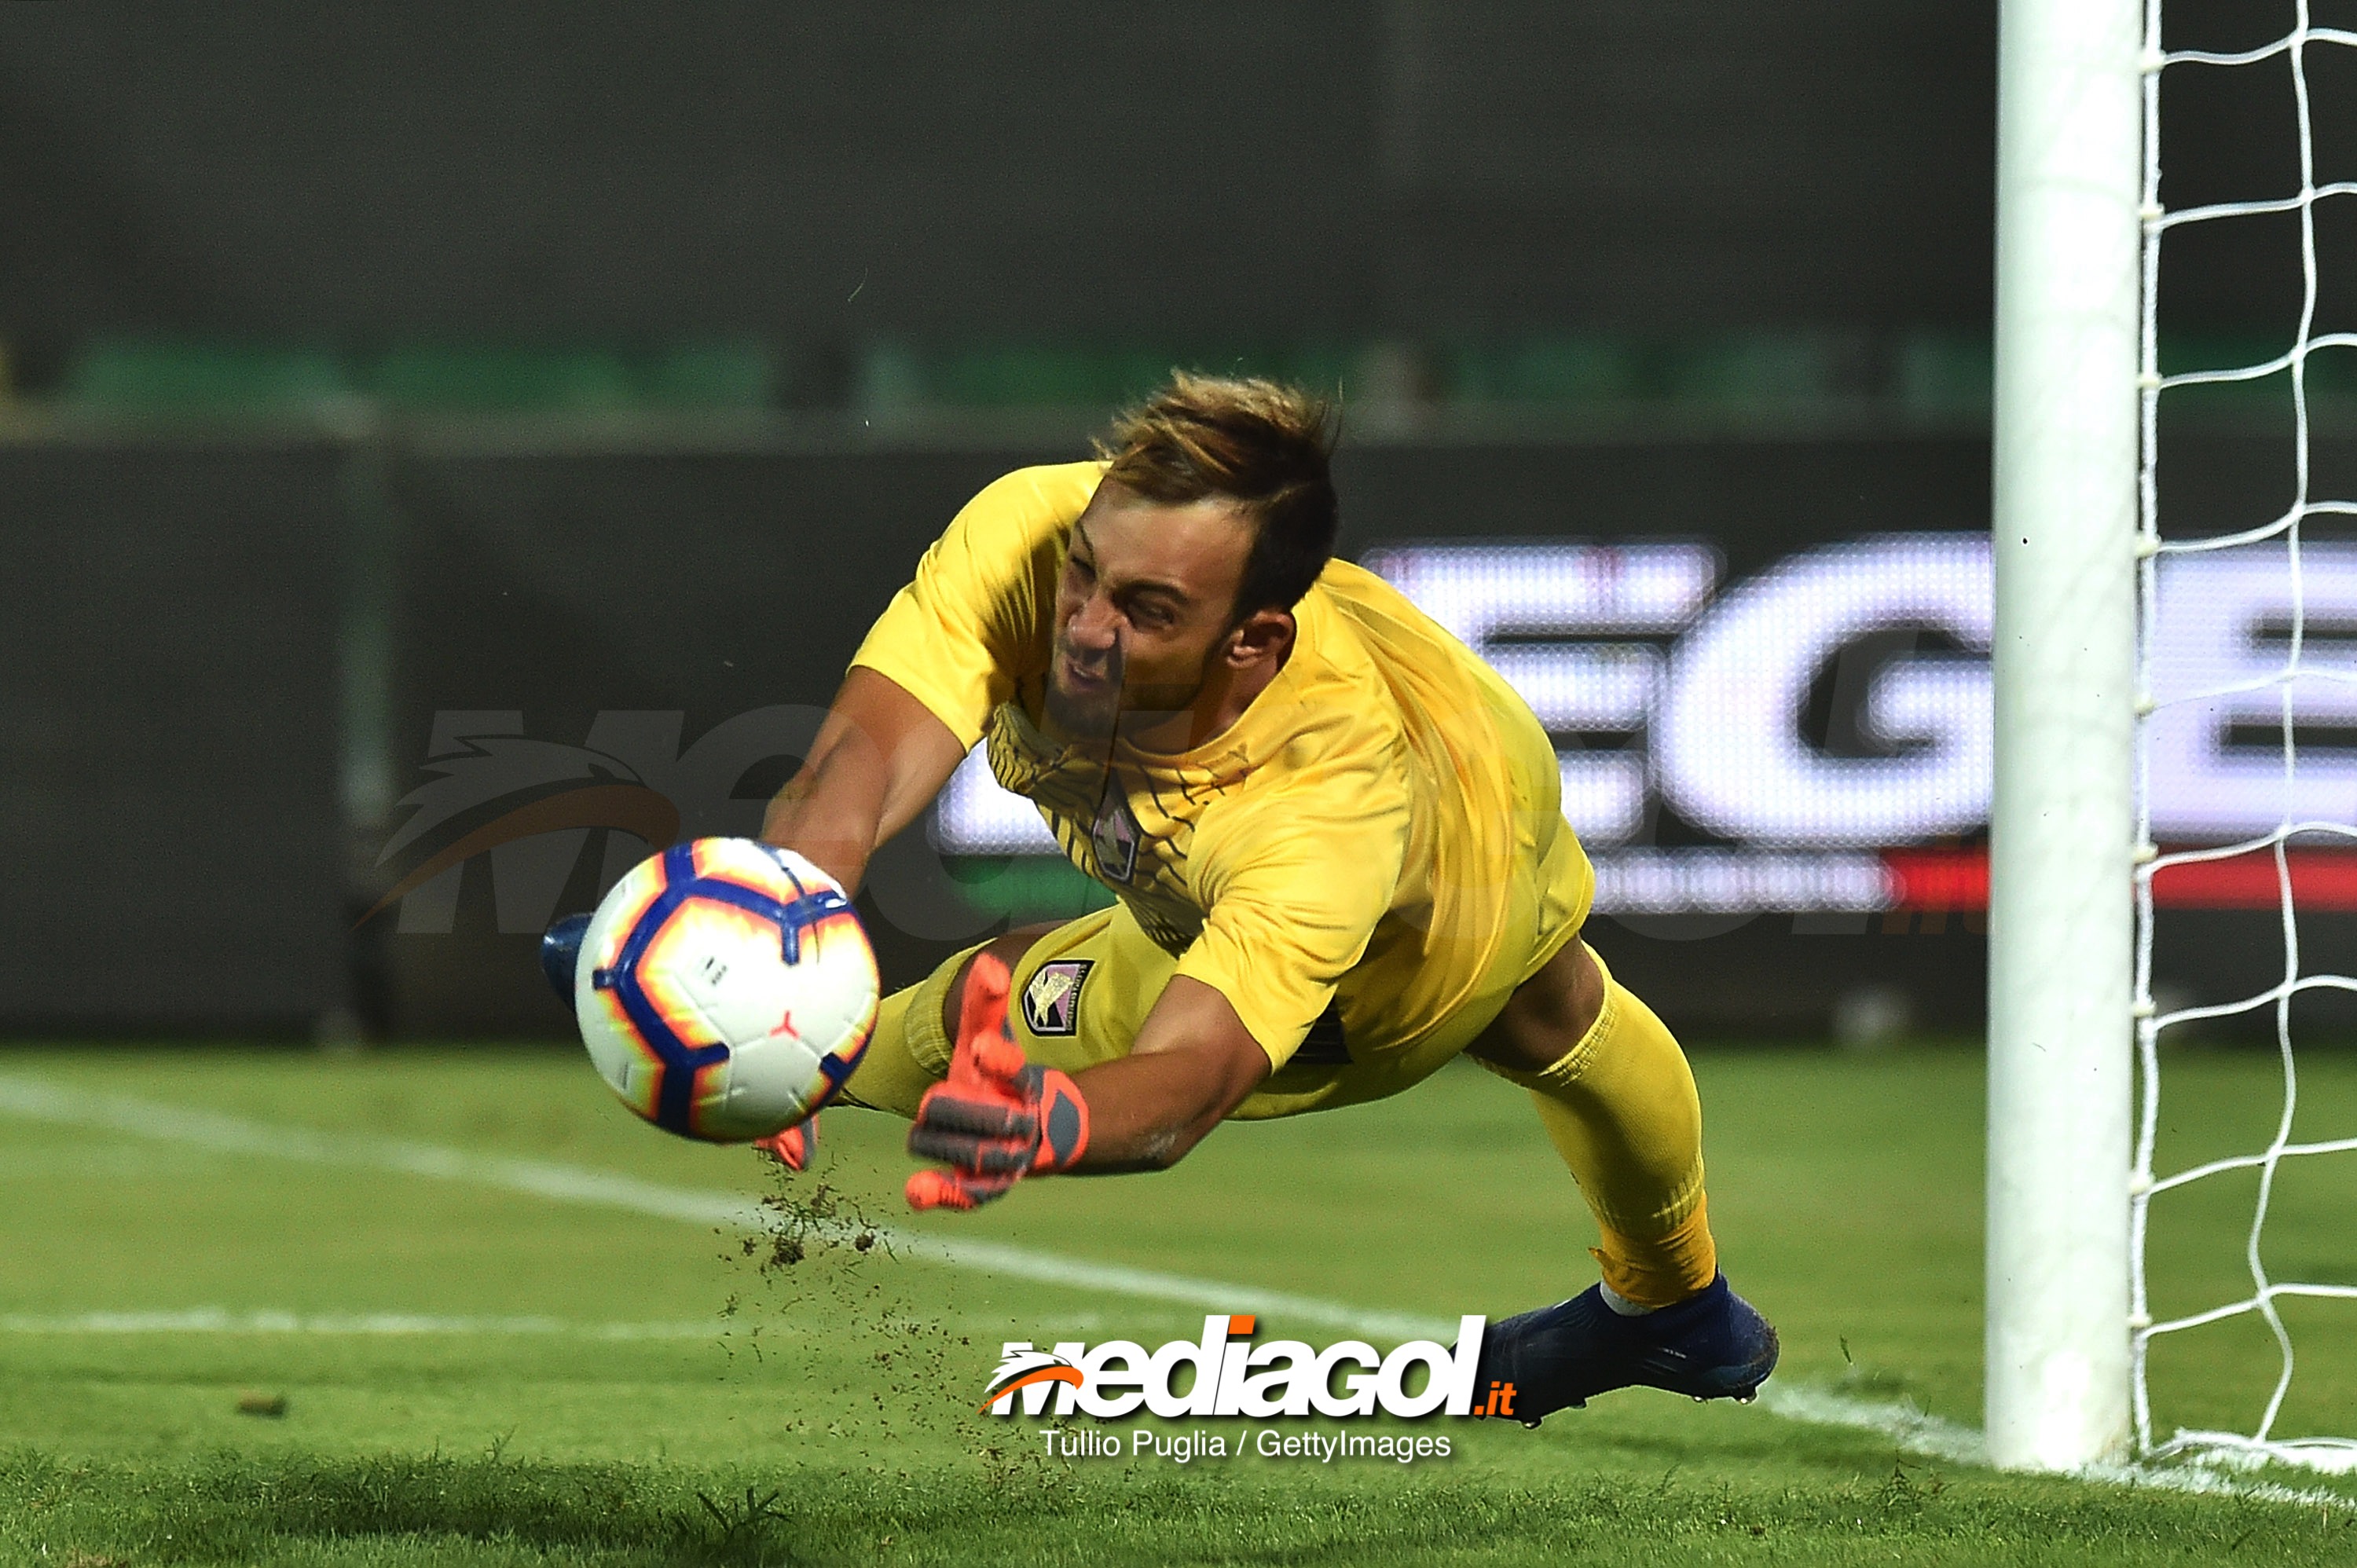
[574,838,878,1142]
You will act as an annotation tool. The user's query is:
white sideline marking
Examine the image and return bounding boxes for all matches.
[1761,1383,2354,1505]
[0,1075,1446,1341]
[1,1074,2347,1505]
[0,1308,724,1339]
[1758,1385,1988,1466]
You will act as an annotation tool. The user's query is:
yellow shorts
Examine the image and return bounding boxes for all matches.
[841,778,1592,1123]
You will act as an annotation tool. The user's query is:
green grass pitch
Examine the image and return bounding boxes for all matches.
[1,1041,2352,1566]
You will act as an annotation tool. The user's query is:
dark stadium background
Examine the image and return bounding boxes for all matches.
[0,2,2334,1040]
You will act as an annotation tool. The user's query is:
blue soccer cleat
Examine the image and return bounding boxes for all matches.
[1475,1273,1778,1425]
[541,912,592,1006]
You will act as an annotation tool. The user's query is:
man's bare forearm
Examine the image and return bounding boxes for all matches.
[761,668,966,892]
[1063,977,1272,1173]
[761,743,888,891]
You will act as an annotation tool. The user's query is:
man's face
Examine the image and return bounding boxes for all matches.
[1045,482,1254,738]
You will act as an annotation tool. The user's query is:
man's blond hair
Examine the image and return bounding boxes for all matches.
[1094,372,1340,617]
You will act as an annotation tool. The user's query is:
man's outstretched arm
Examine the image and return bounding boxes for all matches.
[761,667,968,892]
[1064,978,1271,1172]
[905,968,1273,1208]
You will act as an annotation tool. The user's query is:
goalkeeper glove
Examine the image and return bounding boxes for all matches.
[904,953,1089,1211]
[541,913,591,1004]
[753,1116,819,1173]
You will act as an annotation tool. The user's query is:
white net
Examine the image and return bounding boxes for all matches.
[2132,0,2357,1473]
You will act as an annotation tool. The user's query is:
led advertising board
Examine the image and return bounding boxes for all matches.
[934,537,2357,914]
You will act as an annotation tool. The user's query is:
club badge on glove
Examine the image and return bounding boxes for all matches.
[905,953,1089,1211]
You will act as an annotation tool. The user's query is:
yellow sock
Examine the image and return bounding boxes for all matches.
[1483,953,1717,1308]
[834,940,979,1118]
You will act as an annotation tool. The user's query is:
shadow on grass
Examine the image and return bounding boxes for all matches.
[4,1447,836,1566]
[5,1445,2356,1567]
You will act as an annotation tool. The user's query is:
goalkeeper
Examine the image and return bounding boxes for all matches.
[768,375,1772,1420]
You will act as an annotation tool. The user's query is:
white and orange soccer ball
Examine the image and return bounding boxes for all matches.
[573,838,878,1142]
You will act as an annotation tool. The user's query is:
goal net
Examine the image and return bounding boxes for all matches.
[2131,2,2357,1475]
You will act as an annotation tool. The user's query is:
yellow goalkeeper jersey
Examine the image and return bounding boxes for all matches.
[851,461,1593,1090]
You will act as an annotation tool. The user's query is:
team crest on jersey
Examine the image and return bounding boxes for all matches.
[1091,788,1142,884]
[1021,960,1092,1036]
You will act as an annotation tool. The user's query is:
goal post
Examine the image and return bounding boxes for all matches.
[1985,0,2143,1471]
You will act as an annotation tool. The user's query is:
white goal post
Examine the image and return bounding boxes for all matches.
[1993,0,2357,1477]
[1986,0,2143,1472]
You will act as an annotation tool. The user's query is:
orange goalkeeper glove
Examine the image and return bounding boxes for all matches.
[904,953,1089,1211]
[752,1116,818,1172]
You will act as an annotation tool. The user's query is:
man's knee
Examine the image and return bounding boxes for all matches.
[1468,936,1607,1079]
[940,922,1061,1041]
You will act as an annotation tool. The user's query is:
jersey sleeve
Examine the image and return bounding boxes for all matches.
[849,462,1102,749]
[1174,742,1412,1069]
